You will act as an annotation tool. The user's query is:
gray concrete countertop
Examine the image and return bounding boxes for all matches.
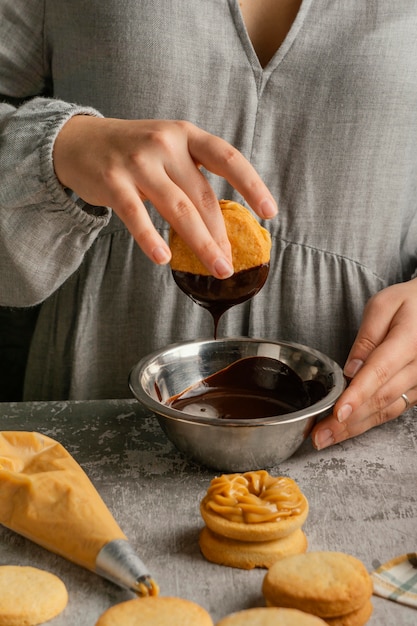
[0,399,416,625]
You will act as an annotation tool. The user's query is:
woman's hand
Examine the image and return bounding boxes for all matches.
[312,278,417,449]
[53,116,277,278]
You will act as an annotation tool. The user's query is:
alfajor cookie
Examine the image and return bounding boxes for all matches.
[262,552,373,619]
[199,471,309,570]
[216,607,327,625]
[0,565,68,626]
[94,596,214,626]
[199,526,307,570]
[170,199,271,275]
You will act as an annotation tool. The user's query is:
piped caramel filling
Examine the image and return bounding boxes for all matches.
[204,471,306,524]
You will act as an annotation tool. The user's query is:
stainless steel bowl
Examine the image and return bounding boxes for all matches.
[129,338,345,471]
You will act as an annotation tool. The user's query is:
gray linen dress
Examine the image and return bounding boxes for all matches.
[1,0,417,400]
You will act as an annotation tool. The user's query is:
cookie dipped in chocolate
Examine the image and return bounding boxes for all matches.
[170,200,272,337]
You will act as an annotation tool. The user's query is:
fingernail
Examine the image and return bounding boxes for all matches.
[337,404,353,423]
[314,428,335,450]
[344,359,364,379]
[259,197,278,219]
[214,257,234,279]
[152,245,171,264]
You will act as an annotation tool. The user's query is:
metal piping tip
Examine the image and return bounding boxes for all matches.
[95,539,159,596]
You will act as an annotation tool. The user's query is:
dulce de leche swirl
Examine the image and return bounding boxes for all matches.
[205,471,306,524]
[200,471,309,542]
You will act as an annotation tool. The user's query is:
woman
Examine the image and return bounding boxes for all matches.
[1,0,416,450]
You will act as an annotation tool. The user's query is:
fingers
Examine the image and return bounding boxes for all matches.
[312,280,417,450]
[343,286,404,380]
[112,156,233,278]
[188,124,277,220]
[134,138,234,273]
[104,177,234,277]
[313,386,415,450]
[112,120,276,277]
[102,173,173,265]
[135,185,234,278]
[336,285,416,419]
[335,330,412,425]
[166,168,232,263]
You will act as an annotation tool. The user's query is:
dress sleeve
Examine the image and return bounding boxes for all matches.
[0,0,111,307]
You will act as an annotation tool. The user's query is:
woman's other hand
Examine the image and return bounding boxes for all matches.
[53,116,277,278]
[312,278,417,449]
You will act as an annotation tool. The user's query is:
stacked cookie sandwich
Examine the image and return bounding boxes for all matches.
[199,470,309,569]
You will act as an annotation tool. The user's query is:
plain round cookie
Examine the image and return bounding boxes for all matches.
[199,526,307,569]
[0,565,68,626]
[262,552,373,618]
[216,607,327,625]
[325,600,373,626]
[170,199,271,275]
[95,596,214,626]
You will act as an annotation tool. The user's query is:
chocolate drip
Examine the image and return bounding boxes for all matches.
[172,263,270,338]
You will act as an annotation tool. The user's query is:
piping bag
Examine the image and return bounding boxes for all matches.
[0,431,158,596]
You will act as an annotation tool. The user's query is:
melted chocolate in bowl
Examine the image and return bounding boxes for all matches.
[167,356,327,419]
[172,263,270,338]
[169,263,327,420]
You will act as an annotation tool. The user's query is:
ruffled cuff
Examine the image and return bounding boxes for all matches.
[38,99,111,229]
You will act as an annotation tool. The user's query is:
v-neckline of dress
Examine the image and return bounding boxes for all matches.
[227,0,313,79]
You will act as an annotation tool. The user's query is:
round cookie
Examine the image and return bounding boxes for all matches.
[0,565,68,626]
[325,600,373,626]
[170,199,271,275]
[199,526,308,570]
[95,596,214,626]
[216,607,327,625]
[262,552,373,618]
[200,471,309,542]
